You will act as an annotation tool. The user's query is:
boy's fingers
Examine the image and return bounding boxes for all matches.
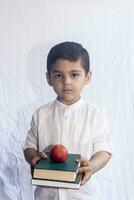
[40,151,48,159]
[31,151,47,166]
[77,157,90,165]
[31,155,42,166]
[81,174,91,185]
[76,157,93,185]
[77,166,92,174]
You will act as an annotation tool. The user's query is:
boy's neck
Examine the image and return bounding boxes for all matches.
[57,96,81,106]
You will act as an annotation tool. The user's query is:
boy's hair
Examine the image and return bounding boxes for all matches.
[47,41,90,74]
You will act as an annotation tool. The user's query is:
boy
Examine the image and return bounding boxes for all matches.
[23,42,112,200]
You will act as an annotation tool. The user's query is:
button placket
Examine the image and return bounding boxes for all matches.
[64,109,68,119]
[60,109,69,146]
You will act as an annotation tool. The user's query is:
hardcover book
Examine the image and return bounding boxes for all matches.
[33,153,81,182]
[32,172,82,189]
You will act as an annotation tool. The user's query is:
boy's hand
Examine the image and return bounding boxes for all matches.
[76,151,111,186]
[30,151,47,176]
[24,148,48,176]
[76,157,93,186]
[31,145,54,166]
[31,151,47,166]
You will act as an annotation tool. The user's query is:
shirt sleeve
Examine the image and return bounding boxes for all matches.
[92,108,113,155]
[23,110,39,151]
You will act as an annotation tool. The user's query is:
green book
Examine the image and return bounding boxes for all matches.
[32,172,82,189]
[33,153,81,182]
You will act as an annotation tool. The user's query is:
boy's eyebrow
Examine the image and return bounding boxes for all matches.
[52,70,82,74]
[51,70,62,74]
[70,70,82,73]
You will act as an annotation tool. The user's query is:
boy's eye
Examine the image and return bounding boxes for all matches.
[54,73,62,79]
[72,73,80,78]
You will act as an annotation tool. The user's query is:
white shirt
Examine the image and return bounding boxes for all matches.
[24,98,112,200]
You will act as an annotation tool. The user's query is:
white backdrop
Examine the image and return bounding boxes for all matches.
[0,0,134,199]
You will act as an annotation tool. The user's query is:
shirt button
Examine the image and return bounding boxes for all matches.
[64,115,68,119]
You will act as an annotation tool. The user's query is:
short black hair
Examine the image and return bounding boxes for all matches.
[47,41,90,74]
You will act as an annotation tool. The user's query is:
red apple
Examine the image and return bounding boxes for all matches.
[50,144,68,162]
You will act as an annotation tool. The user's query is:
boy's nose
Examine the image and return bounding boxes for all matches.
[63,76,71,85]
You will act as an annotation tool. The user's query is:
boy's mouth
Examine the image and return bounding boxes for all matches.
[63,89,72,93]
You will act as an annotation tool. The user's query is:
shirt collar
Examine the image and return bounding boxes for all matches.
[55,97,84,112]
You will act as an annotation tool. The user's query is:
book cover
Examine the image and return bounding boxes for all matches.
[32,172,82,189]
[33,153,81,182]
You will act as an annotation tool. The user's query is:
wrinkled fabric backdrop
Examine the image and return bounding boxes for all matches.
[0,0,134,199]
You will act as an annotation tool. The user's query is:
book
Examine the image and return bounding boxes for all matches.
[32,173,82,189]
[33,153,81,182]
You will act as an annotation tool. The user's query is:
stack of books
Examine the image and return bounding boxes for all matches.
[32,153,82,189]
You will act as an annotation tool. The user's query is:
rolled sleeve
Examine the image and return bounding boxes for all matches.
[92,109,113,155]
[23,110,38,151]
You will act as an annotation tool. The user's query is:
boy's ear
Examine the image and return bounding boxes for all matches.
[85,71,92,84]
[46,72,52,86]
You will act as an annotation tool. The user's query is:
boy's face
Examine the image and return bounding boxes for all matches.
[46,59,91,105]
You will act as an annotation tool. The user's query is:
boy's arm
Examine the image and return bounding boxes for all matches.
[24,148,46,166]
[89,151,111,173]
[77,151,111,185]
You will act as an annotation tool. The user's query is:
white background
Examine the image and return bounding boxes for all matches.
[0,0,134,199]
